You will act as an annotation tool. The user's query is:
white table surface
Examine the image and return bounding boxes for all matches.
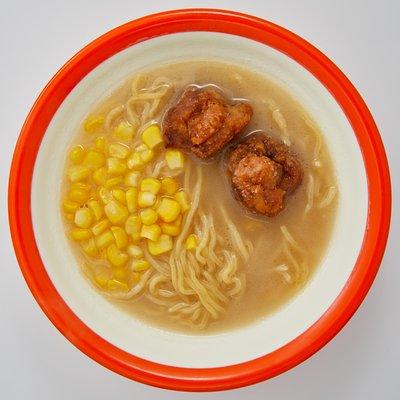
[1,0,398,398]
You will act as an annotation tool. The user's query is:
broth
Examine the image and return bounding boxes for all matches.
[61,60,338,334]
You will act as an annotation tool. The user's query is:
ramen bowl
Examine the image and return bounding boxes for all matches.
[9,9,391,391]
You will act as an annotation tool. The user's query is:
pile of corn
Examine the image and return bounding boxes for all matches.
[62,117,198,292]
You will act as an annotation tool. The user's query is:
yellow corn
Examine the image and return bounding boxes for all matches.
[127,152,144,170]
[112,189,126,204]
[70,228,92,241]
[104,176,123,189]
[69,188,89,204]
[63,199,79,213]
[113,120,135,141]
[92,167,108,186]
[68,165,91,182]
[104,200,129,225]
[132,272,141,283]
[138,146,154,163]
[110,226,128,249]
[91,219,110,235]
[165,149,184,170]
[138,191,156,208]
[106,157,127,176]
[124,171,141,187]
[95,230,115,249]
[174,191,191,212]
[185,234,198,250]
[127,245,143,258]
[160,177,178,195]
[160,217,181,236]
[80,238,98,257]
[142,125,163,149]
[107,279,129,292]
[69,145,85,164]
[94,136,107,153]
[140,177,161,194]
[98,187,113,204]
[84,115,104,133]
[71,182,91,191]
[93,267,111,288]
[65,213,74,221]
[82,150,105,170]
[74,208,93,229]
[125,215,142,242]
[87,200,103,221]
[156,197,181,223]
[139,208,158,225]
[106,244,128,267]
[126,188,138,213]
[109,143,130,159]
[148,234,173,256]
[113,267,128,282]
[131,259,150,272]
[140,224,161,242]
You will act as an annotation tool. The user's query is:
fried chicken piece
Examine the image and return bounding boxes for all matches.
[227,133,303,217]
[163,87,252,158]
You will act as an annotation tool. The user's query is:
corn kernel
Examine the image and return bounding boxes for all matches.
[104,200,129,224]
[87,200,103,221]
[95,230,115,249]
[92,167,108,185]
[185,234,198,250]
[139,208,158,225]
[132,272,141,283]
[165,149,184,170]
[94,136,107,153]
[69,145,85,164]
[68,165,91,182]
[124,171,141,187]
[82,150,105,170]
[65,213,74,221]
[126,188,138,213]
[107,279,129,291]
[104,176,123,188]
[113,120,134,141]
[160,177,178,195]
[174,191,191,212]
[139,147,154,163]
[131,259,150,272]
[74,208,93,228]
[127,245,143,258]
[98,187,113,204]
[140,178,161,194]
[138,191,156,208]
[71,182,91,191]
[93,268,111,288]
[69,188,89,204]
[142,125,163,149]
[107,157,127,176]
[70,228,92,241]
[156,197,181,223]
[109,143,130,159]
[160,214,181,235]
[148,234,173,256]
[127,152,144,170]
[107,244,128,267]
[84,115,104,133]
[125,215,142,238]
[140,224,161,242]
[91,219,110,235]
[112,189,126,204]
[63,199,79,213]
[113,267,128,281]
[80,238,98,257]
[110,226,128,249]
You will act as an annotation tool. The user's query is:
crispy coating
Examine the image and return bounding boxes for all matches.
[163,87,252,158]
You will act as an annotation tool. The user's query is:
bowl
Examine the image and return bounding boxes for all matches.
[8,9,391,391]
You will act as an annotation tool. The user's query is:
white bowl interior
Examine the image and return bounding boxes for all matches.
[31,32,368,368]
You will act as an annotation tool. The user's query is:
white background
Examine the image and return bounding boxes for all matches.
[0,0,398,399]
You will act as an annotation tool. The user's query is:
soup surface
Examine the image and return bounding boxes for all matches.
[61,60,338,334]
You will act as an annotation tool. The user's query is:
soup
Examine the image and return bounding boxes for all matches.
[61,60,338,334]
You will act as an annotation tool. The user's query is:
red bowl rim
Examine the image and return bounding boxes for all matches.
[8,8,391,392]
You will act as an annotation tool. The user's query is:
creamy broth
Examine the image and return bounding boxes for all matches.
[61,60,337,334]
